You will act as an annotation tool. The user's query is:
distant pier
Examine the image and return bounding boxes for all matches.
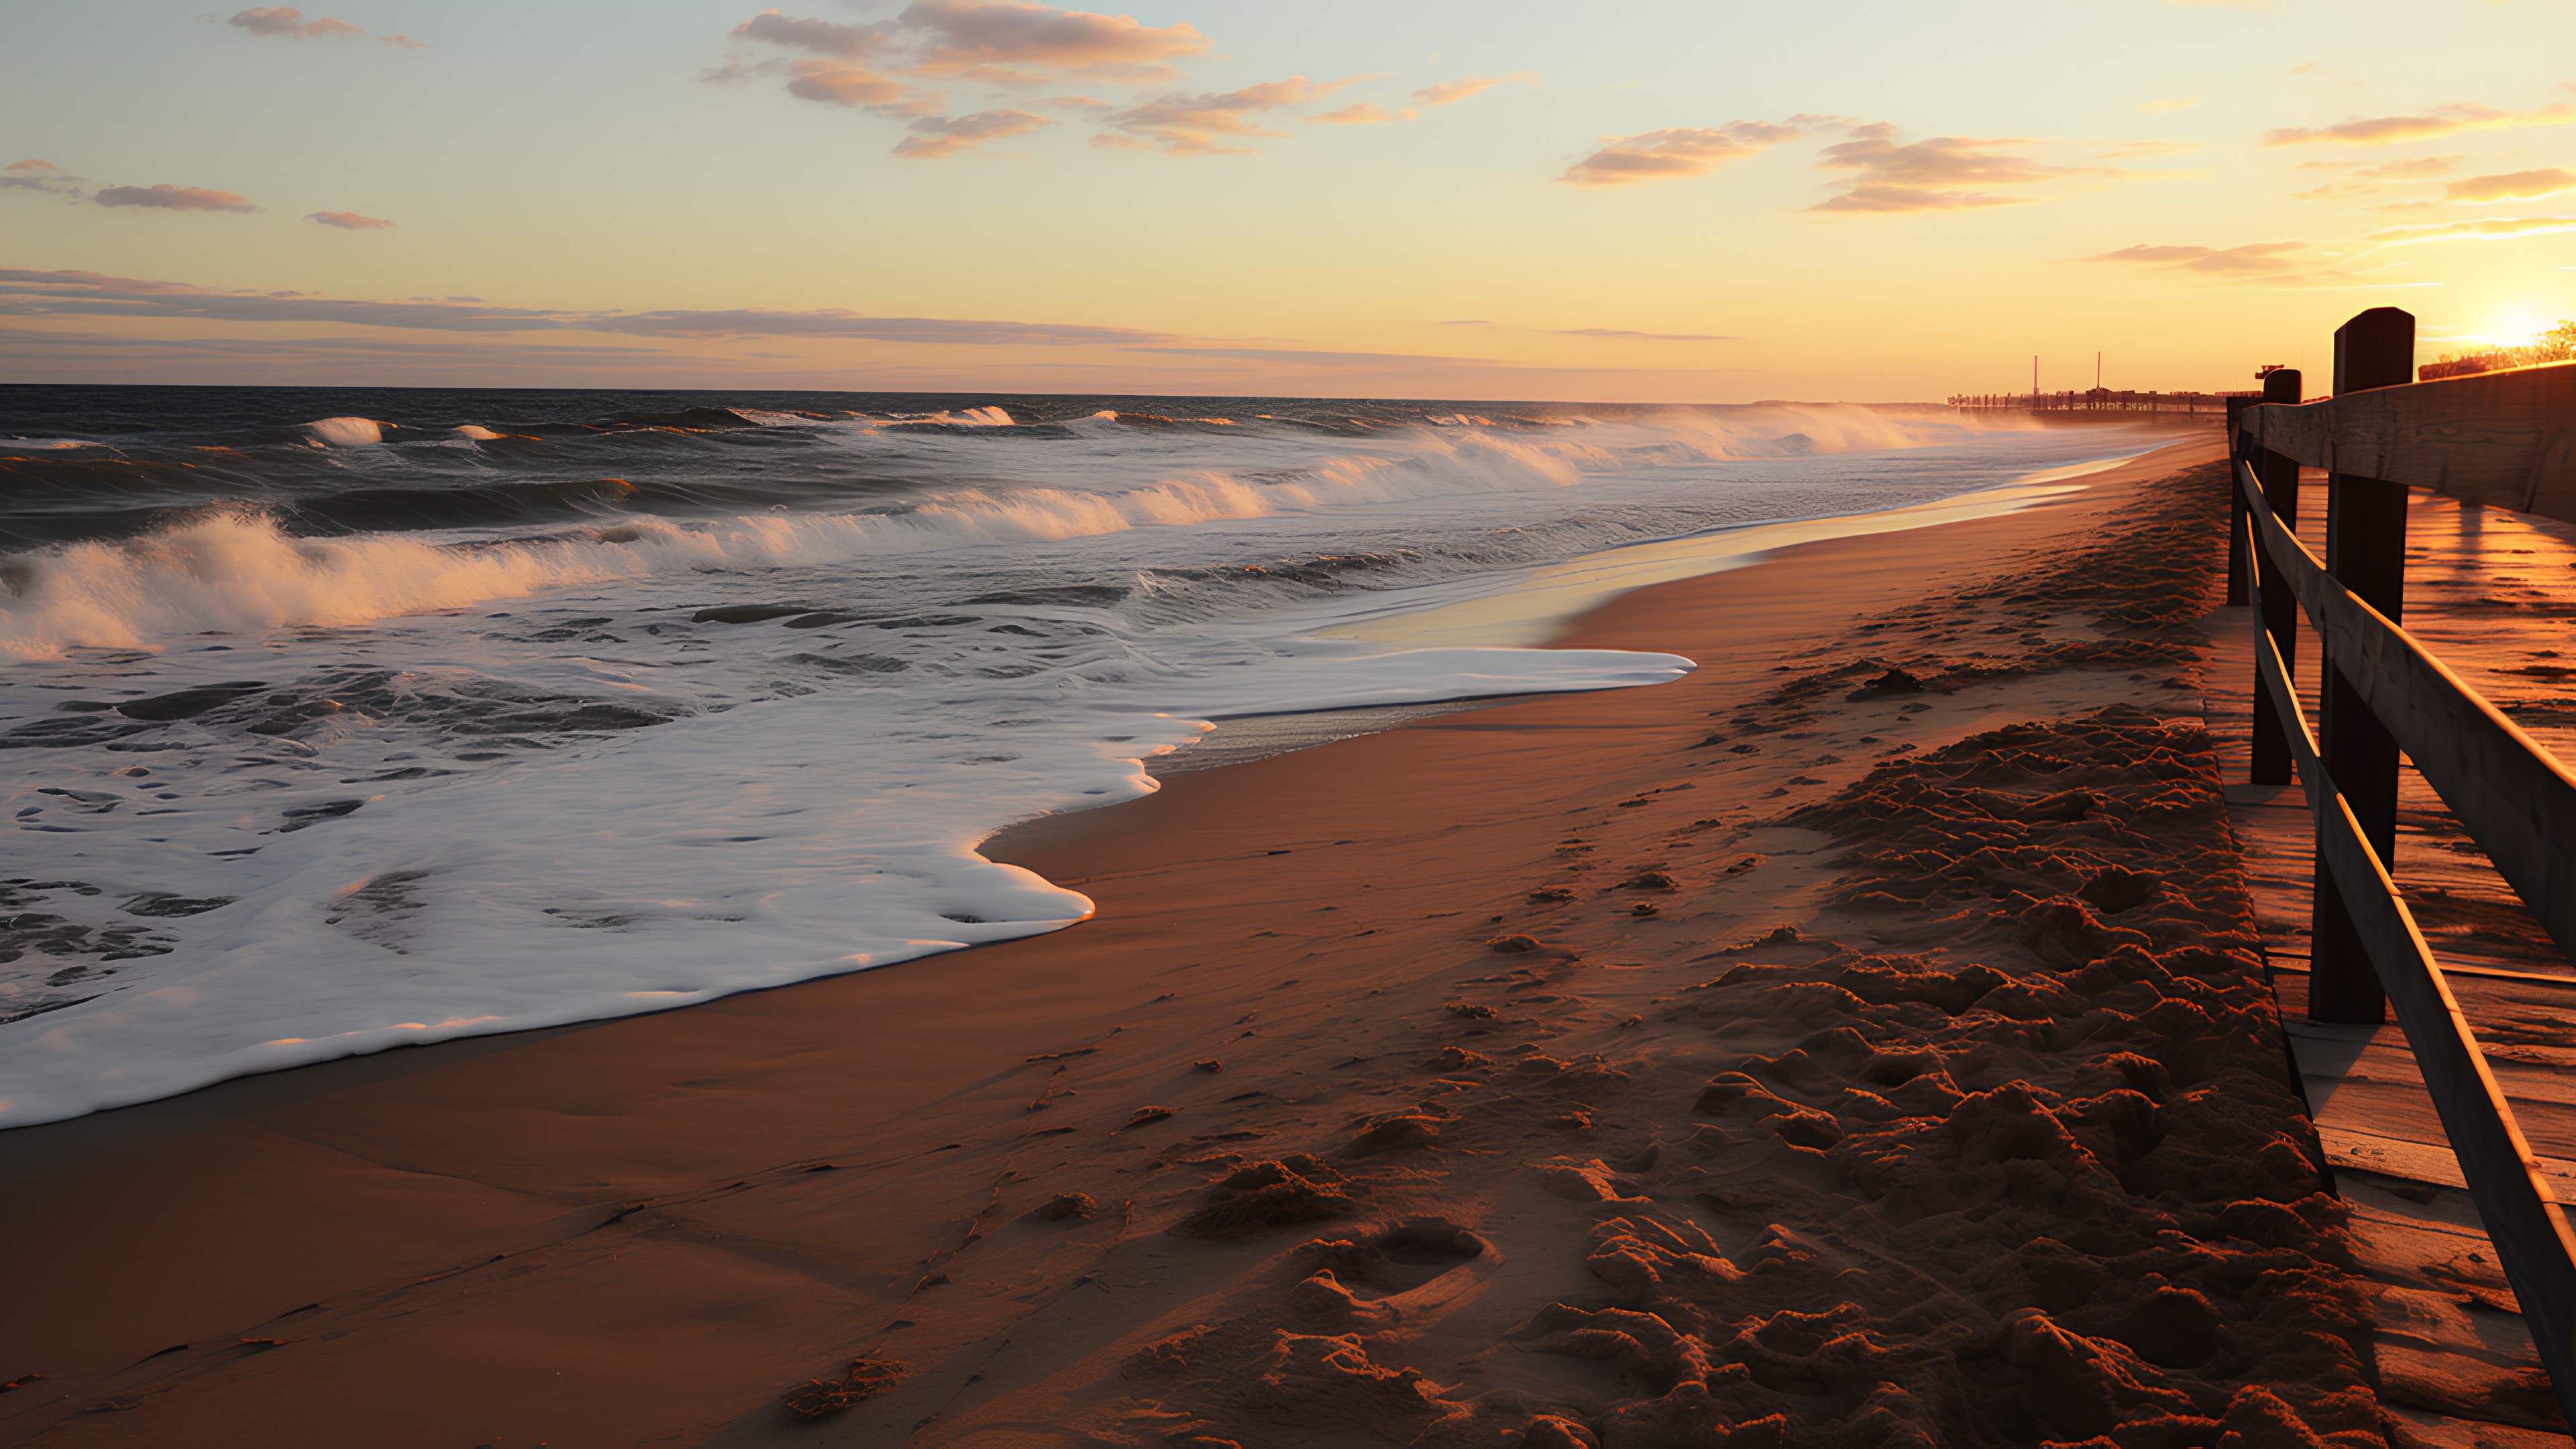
[1950,386,2254,418]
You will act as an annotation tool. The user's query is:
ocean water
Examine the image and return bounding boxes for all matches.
[0,385,2148,1125]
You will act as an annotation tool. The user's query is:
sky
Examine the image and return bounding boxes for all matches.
[4,0,2575,402]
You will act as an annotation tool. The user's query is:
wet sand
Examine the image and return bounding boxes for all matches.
[0,434,2387,1448]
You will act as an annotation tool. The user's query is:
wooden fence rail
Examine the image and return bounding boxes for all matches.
[2243,357,2576,526]
[2233,307,2576,1423]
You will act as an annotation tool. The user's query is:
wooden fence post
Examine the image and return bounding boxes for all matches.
[2309,307,2417,1024]
[2250,368,2304,786]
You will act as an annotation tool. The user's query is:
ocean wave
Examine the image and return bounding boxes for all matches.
[0,401,2080,658]
[0,426,1599,656]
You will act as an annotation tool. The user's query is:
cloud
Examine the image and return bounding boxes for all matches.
[306,210,395,229]
[726,3,1208,80]
[94,184,256,213]
[1103,76,1356,154]
[380,33,426,49]
[0,278,1799,393]
[724,5,1196,124]
[225,7,364,40]
[2363,155,2462,178]
[2446,168,2576,203]
[2363,215,2576,246]
[2262,101,2576,146]
[730,10,893,59]
[893,109,1053,157]
[1413,72,1538,107]
[589,309,1171,345]
[2088,236,2448,288]
[2291,155,2469,202]
[0,268,1185,347]
[2093,241,2312,276]
[1309,102,1410,125]
[1812,125,2106,212]
[0,159,83,196]
[1556,121,1801,186]
[2093,215,2576,286]
[783,59,939,115]
[898,0,1211,78]
[0,324,674,374]
[2296,155,2463,180]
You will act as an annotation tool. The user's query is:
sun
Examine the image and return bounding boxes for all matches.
[2483,308,2553,350]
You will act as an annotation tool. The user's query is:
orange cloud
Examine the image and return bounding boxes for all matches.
[95,184,256,213]
[1309,102,1411,125]
[307,211,395,229]
[1103,76,1356,154]
[2094,241,2312,276]
[1413,72,1538,107]
[894,109,1055,158]
[898,0,1210,78]
[225,7,364,40]
[1812,125,2106,213]
[2445,168,2576,203]
[1557,122,1801,186]
[2262,101,2576,146]
[783,59,940,116]
[2364,215,2576,246]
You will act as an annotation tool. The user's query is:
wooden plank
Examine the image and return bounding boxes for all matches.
[2209,564,2573,1445]
[2319,1125,2576,1199]
[2247,604,2576,1422]
[2243,362,2576,526]
[2241,459,2576,965]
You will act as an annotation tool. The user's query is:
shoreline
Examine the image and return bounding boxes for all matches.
[0,434,2382,1449]
[0,431,2163,1130]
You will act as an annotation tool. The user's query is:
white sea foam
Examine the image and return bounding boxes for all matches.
[305,416,387,446]
[0,643,1685,1124]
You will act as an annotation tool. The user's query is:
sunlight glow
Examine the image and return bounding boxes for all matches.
[2484,309,2553,348]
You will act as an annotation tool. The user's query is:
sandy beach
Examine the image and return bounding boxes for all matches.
[0,433,2395,1447]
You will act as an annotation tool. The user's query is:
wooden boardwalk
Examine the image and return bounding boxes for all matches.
[2204,477,2576,1446]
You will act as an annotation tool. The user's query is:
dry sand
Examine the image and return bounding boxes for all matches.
[0,435,2389,1448]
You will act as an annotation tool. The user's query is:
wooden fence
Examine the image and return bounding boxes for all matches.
[2233,309,2576,1421]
